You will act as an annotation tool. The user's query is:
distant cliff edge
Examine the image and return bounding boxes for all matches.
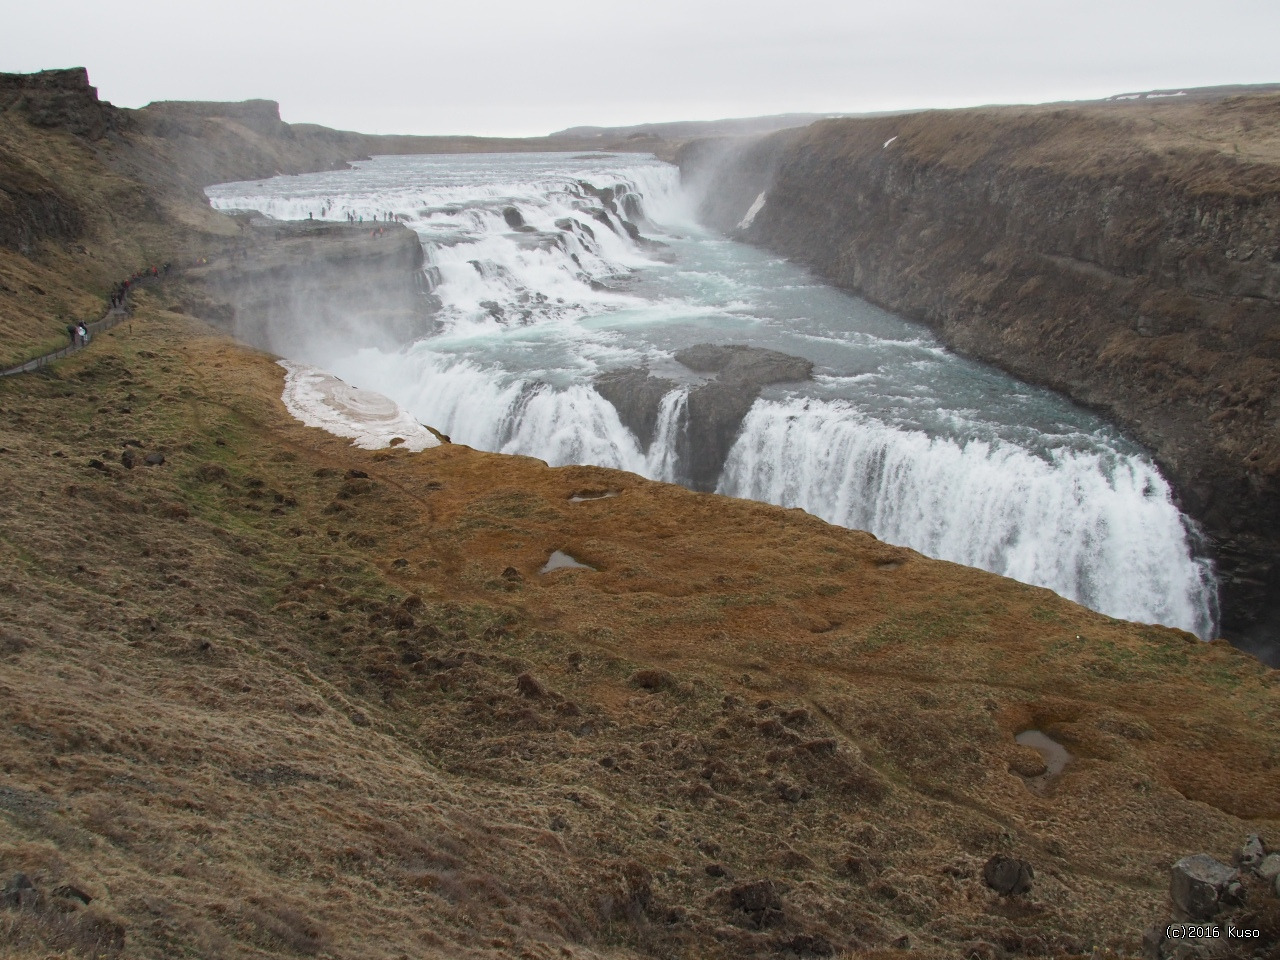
[677,91,1280,662]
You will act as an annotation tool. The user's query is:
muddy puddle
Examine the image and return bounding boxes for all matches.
[1014,729,1073,793]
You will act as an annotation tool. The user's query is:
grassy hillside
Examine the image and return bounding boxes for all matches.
[2,71,1279,959]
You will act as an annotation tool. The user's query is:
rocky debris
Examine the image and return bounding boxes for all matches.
[1171,855,1238,920]
[144,452,165,466]
[1259,855,1280,882]
[728,878,784,928]
[501,566,523,583]
[983,854,1034,897]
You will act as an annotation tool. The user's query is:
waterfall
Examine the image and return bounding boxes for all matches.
[718,397,1217,637]
[209,153,1218,639]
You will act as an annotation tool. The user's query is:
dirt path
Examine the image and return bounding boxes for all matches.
[0,272,162,378]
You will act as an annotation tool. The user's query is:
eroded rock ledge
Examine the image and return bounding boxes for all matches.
[189,218,437,357]
[596,344,813,488]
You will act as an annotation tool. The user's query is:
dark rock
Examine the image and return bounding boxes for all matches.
[629,668,676,691]
[87,458,106,471]
[501,566,523,582]
[53,884,92,905]
[706,863,728,878]
[3,872,37,909]
[593,369,680,453]
[982,854,1034,896]
[345,469,368,479]
[1171,854,1237,920]
[120,449,136,469]
[516,672,546,698]
[143,452,165,466]
[675,344,814,489]
[728,878,784,928]
[774,780,803,803]
[502,206,526,229]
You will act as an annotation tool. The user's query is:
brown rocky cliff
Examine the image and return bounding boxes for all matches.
[679,94,1280,661]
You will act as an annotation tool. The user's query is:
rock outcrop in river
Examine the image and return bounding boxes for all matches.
[596,344,813,488]
[677,91,1280,662]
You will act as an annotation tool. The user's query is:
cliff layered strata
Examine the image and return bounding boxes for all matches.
[191,218,436,356]
[679,93,1280,660]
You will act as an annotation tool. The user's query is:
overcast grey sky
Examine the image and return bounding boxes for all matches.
[5,0,1278,136]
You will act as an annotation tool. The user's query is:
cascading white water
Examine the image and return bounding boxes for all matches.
[718,398,1216,636]
[208,152,1219,638]
[645,389,688,482]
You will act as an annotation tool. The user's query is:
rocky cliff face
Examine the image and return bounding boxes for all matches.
[0,67,120,140]
[678,93,1280,661]
[191,219,437,357]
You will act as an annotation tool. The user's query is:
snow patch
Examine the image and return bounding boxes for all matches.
[738,191,768,230]
[279,360,441,450]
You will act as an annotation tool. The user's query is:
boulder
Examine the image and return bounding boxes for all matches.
[728,878,784,928]
[1262,854,1280,882]
[1170,855,1237,920]
[1239,834,1266,870]
[983,854,1034,896]
[515,672,546,698]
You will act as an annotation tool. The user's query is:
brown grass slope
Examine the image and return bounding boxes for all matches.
[1,73,1279,959]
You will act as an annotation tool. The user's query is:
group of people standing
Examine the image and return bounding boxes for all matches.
[67,262,173,349]
[65,322,91,347]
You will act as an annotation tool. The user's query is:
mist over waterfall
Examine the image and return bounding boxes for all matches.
[208,152,1218,638]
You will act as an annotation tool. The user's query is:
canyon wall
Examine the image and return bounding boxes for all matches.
[678,94,1280,659]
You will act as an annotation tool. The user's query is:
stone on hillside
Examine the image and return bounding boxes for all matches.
[983,854,1034,896]
[728,878,784,928]
[143,452,165,466]
[1239,834,1266,870]
[120,449,135,469]
[1261,854,1280,882]
[1171,855,1237,919]
[516,672,546,698]
[629,668,675,691]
